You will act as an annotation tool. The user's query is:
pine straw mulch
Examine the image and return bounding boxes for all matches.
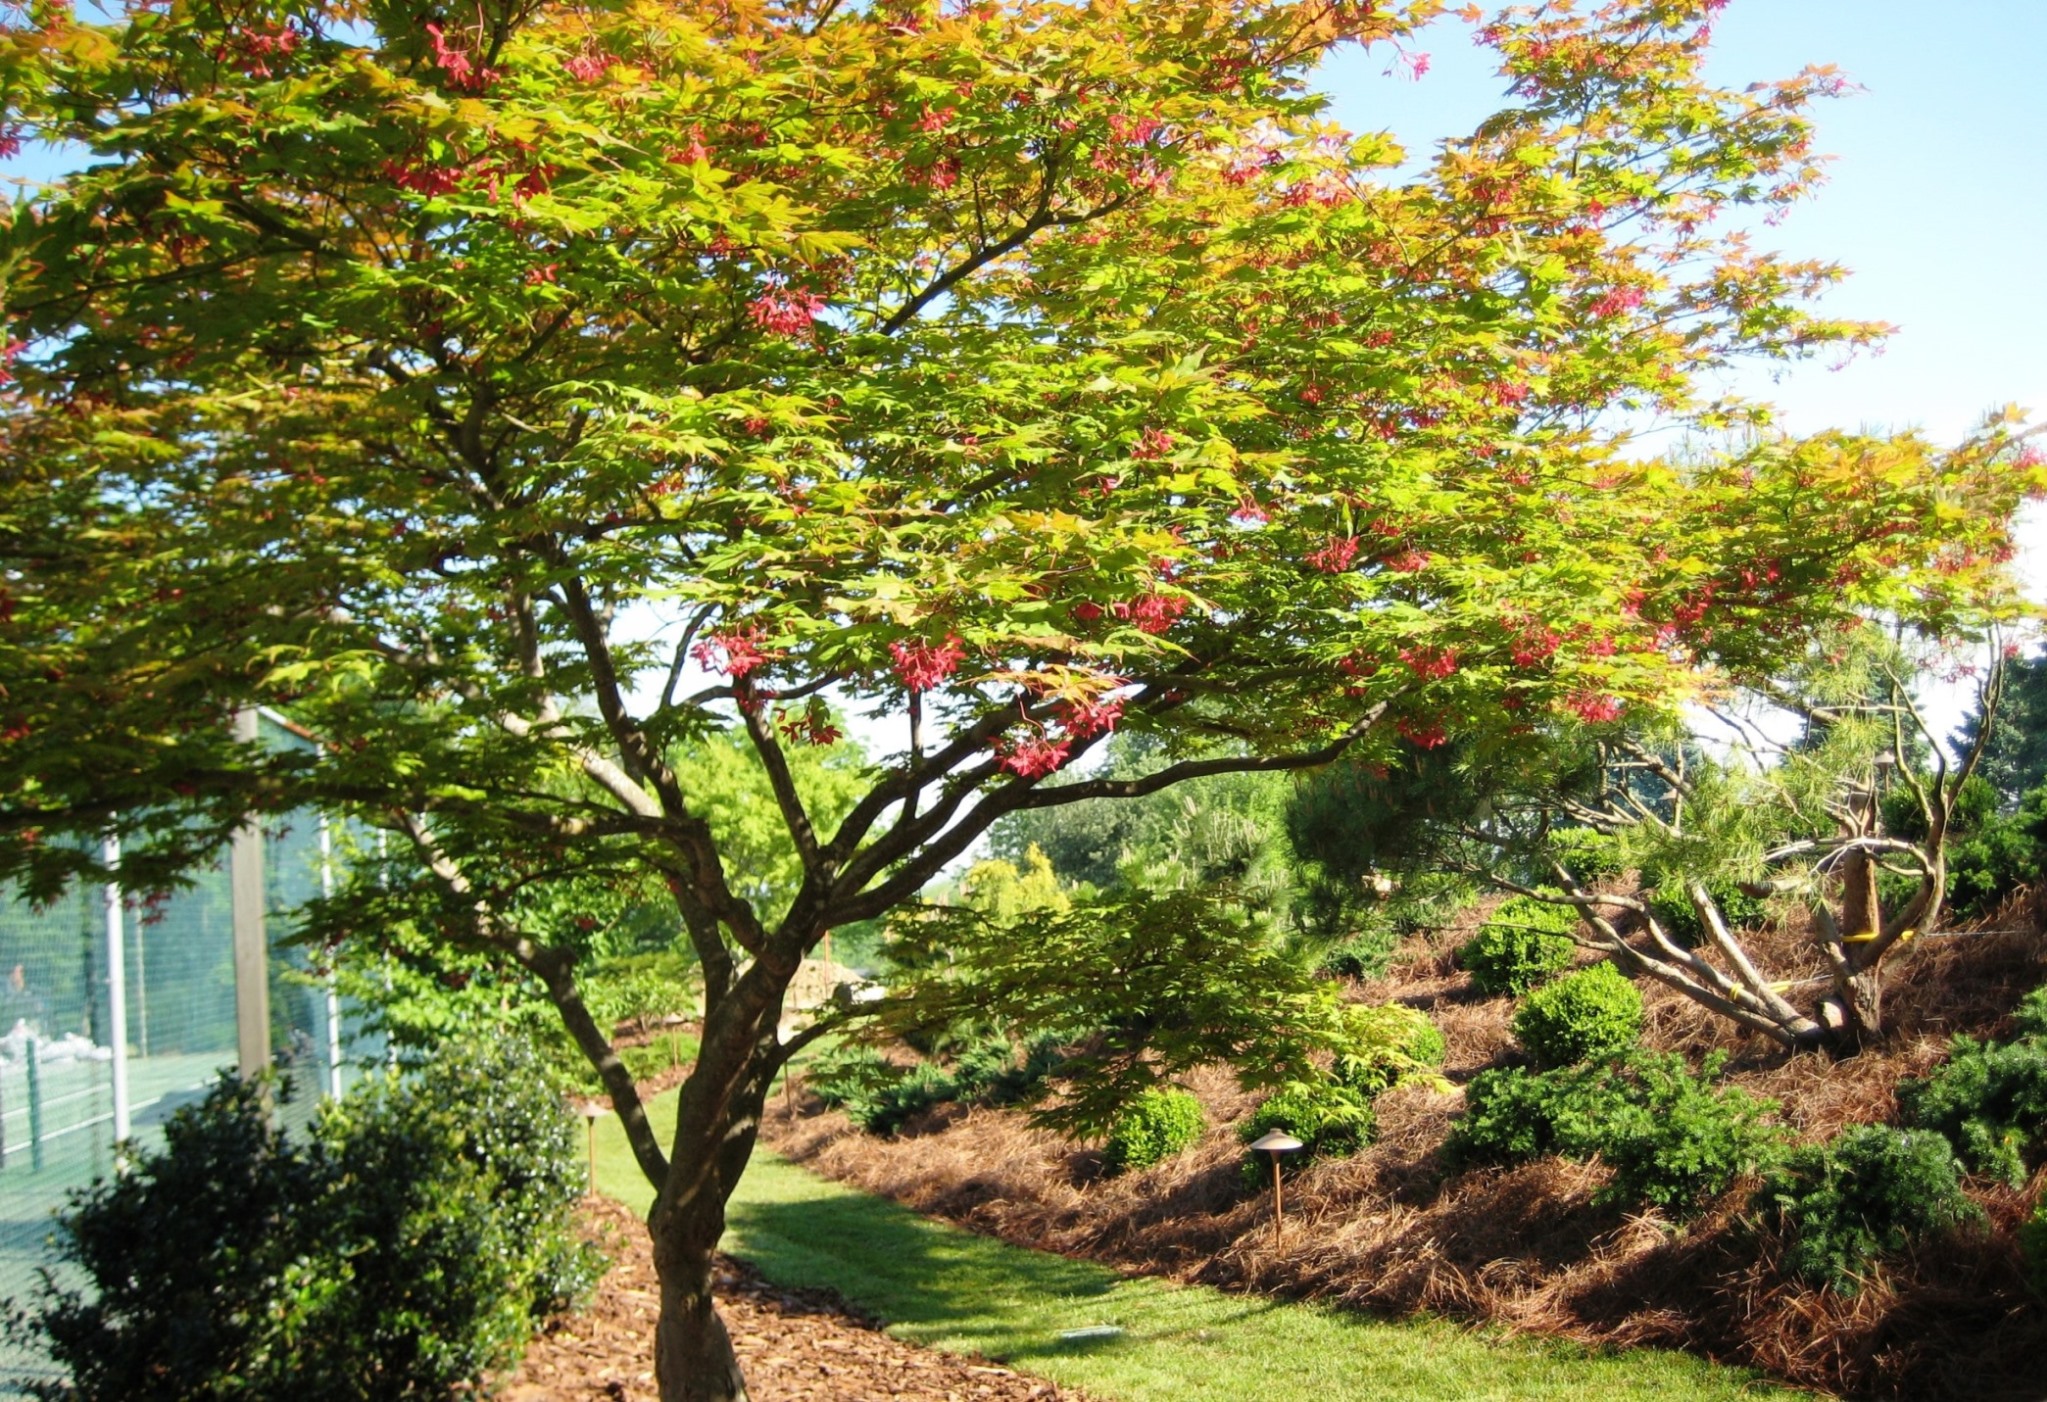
[498,1194,1082,1401]
[763,893,2047,1401]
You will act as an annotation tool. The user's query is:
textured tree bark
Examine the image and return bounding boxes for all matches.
[648,962,786,1402]
[652,1245,749,1402]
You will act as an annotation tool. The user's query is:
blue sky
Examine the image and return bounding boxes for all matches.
[1318,1,2047,447]
[1317,1,2047,732]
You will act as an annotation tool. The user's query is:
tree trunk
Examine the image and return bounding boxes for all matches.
[652,1234,749,1402]
[647,961,787,1402]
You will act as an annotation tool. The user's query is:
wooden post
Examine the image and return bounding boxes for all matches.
[101,833,130,1142]
[230,709,271,1082]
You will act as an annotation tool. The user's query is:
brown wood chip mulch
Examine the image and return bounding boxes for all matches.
[496,1196,1077,1401]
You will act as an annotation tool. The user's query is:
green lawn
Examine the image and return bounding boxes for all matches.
[595,1092,1811,1401]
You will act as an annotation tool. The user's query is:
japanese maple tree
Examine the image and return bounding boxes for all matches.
[0,0,2036,1396]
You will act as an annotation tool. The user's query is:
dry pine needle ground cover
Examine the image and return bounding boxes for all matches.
[764,892,2047,1401]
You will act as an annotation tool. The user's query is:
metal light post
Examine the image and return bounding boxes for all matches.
[578,1101,605,1196]
[1248,1130,1304,1244]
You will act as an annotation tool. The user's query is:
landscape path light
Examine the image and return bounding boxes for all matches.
[578,1100,606,1196]
[1247,1130,1304,1244]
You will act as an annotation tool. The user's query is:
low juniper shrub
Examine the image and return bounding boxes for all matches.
[1760,1124,1981,1294]
[2021,1197,2047,1301]
[1512,961,1642,1067]
[806,1043,903,1121]
[10,1041,599,1401]
[1898,1030,2047,1186]
[2012,983,2047,1040]
[808,1029,1076,1135]
[1316,923,1401,980]
[855,1061,957,1136]
[1102,1087,1206,1173]
[1458,896,1578,996]
[1446,1049,1785,1215]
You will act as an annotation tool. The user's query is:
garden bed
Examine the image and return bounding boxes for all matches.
[763,897,2047,1401]
[499,1195,1078,1401]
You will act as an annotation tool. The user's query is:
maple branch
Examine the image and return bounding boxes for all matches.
[394,811,669,1187]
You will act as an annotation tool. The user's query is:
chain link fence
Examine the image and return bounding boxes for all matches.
[0,713,383,1388]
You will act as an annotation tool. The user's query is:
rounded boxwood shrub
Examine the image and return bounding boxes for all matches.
[1512,961,1642,1067]
[1550,828,1627,884]
[1240,1081,1374,1163]
[1102,1087,1206,1173]
[1645,880,1768,948]
[1760,1124,1981,1294]
[12,1040,599,1400]
[1458,897,1578,996]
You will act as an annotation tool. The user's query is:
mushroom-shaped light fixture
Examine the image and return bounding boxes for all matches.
[577,1100,607,1196]
[1248,1130,1305,1242]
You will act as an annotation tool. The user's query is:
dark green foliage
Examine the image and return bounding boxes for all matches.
[1942,786,2047,919]
[1762,1125,1981,1293]
[12,1043,598,1400]
[2021,1198,2047,1301]
[1332,1004,1447,1100]
[1644,881,1769,948]
[807,1031,1074,1136]
[1513,962,1643,1067]
[2013,986,2047,1040]
[1315,923,1402,979]
[807,1044,901,1115]
[8,1076,322,1399]
[304,1043,603,1389]
[1549,827,1627,885]
[1102,1088,1207,1173]
[876,889,1386,1139]
[1879,773,2047,920]
[1459,897,1578,996]
[1240,1081,1374,1162]
[857,1063,957,1136]
[1950,650,2047,806]
[1898,1027,2047,1187]
[1446,1050,1786,1215]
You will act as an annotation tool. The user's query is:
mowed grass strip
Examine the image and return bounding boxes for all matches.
[594,1091,1807,1402]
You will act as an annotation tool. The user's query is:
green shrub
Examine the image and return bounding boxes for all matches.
[1332,1003,1446,1099]
[807,1043,902,1116]
[1761,1125,1981,1293]
[2021,1198,2047,1300]
[1512,962,1642,1067]
[581,949,699,1034]
[809,1030,1076,1135]
[1878,775,2045,921]
[1102,1088,1207,1172]
[11,1043,599,1400]
[1316,923,1401,979]
[1550,828,1627,884]
[1459,897,1578,996]
[2012,984,2047,1040]
[853,1061,956,1136]
[1447,1050,1785,1215]
[1644,880,1769,948]
[1899,1032,2047,1186]
[1240,1081,1374,1163]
